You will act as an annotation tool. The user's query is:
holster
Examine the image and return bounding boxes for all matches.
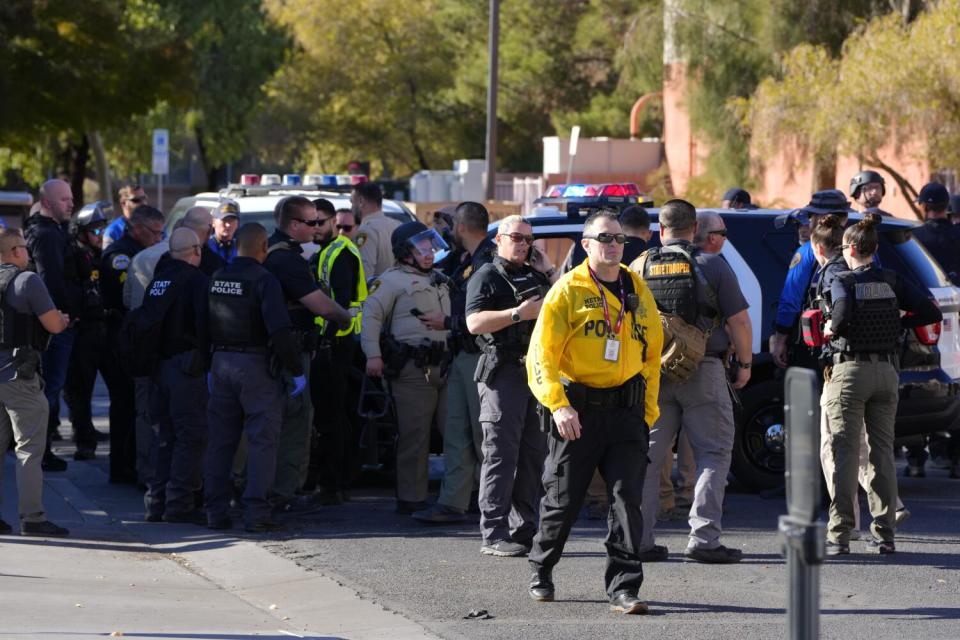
[536,403,554,434]
[12,347,41,380]
[380,334,409,379]
[473,350,501,384]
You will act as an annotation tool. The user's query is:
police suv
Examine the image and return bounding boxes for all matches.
[165,173,417,254]
[506,184,960,491]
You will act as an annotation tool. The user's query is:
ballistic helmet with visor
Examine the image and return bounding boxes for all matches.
[75,200,112,229]
[849,170,886,199]
[391,221,449,262]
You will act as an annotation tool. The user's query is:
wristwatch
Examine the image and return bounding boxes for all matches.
[510,308,521,323]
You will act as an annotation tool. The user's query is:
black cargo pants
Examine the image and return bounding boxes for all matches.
[529,398,649,599]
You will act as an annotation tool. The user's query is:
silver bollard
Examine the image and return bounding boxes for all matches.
[779,367,825,640]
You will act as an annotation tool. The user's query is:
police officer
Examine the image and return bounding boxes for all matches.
[101,204,165,484]
[823,215,941,555]
[307,198,365,504]
[103,183,148,249]
[720,187,755,209]
[526,210,662,613]
[562,205,650,273]
[413,202,496,524]
[849,170,886,212]
[142,228,210,524]
[207,199,239,266]
[0,228,71,536]
[806,215,911,537]
[24,178,82,472]
[770,190,855,369]
[264,196,351,514]
[204,223,305,532]
[903,182,960,479]
[352,182,401,278]
[464,215,553,555]
[361,221,451,514]
[63,201,111,460]
[631,199,753,564]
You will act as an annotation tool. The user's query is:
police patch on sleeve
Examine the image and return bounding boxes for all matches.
[368,278,381,294]
[788,251,802,269]
[111,253,131,271]
[355,232,368,248]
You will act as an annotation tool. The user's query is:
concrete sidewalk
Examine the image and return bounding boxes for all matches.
[1,447,437,640]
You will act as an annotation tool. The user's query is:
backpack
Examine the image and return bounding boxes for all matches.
[632,244,721,384]
[116,277,183,377]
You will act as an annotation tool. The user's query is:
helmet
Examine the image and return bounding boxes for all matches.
[849,170,886,199]
[391,221,448,262]
[74,200,112,229]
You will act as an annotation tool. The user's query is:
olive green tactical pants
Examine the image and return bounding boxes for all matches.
[822,359,899,544]
[435,351,482,511]
[273,353,313,501]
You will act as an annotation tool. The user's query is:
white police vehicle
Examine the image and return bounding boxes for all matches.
[496,184,960,491]
[165,173,417,256]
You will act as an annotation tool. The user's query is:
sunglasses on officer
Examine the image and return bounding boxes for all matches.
[336,224,355,232]
[292,217,322,227]
[498,232,535,245]
[583,232,628,244]
[709,229,728,237]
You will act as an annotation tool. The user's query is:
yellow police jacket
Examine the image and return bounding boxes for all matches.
[526,260,663,427]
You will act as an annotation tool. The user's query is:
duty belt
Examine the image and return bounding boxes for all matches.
[833,352,895,365]
[565,375,646,410]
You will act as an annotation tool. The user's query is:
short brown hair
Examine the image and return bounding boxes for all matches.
[659,199,697,231]
[0,228,25,254]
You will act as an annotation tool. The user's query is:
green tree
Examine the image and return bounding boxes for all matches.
[741,0,960,217]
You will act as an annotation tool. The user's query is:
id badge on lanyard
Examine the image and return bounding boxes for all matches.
[588,267,626,363]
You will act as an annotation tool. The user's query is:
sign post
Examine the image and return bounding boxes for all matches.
[565,125,581,185]
[779,367,825,640]
[152,129,169,212]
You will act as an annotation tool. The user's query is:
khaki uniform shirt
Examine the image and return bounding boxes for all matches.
[361,265,451,359]
[355,211,402,278]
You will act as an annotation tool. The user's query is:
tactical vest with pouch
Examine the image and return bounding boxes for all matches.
[635,244,720,383]
[833,270,901,355]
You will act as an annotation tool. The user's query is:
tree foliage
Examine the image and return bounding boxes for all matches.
[742,0,960,216]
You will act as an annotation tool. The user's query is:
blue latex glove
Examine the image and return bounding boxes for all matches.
[207,373,214,395]
[290,375,307,397]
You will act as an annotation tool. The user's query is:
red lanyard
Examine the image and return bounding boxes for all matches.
[588,267,626,336]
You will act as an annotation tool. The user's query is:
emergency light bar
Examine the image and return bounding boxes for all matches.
[534,182,653,219]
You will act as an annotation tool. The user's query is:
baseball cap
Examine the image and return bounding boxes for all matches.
[213,199,240,220]
[916,182,949,206]
[722,187,751,206]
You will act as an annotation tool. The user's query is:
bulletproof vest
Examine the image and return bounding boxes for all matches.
[809,254,846,314]
[835,270,901,354]
[480,262,547,352]
[74,243,104,320]
[266,242,313,329]
[208,261,269,347]
[0,265,50,351]
[642,244,700,325]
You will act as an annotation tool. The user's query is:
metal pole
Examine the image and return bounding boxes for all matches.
[157,173,163,213]
[484,0,500,202]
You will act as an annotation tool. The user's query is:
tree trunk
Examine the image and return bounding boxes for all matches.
[66,134,90,208]
[812,151,837,192]
[88,130,112,203]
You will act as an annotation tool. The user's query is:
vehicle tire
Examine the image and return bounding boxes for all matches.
[731,380,786,492]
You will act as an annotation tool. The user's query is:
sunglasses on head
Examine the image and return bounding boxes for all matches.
[584,233,627,244]
[500,232,535,245]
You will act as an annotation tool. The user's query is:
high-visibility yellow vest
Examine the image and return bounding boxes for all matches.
[315,236,367,336]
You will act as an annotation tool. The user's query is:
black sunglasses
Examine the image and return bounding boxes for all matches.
[584,233,627,244]
[499,232,535,244]
[293,217,321,227]
[709,229,728,237]
[337,224,355,232]
[129,196,146,204]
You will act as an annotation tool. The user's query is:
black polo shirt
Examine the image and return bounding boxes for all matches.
[264,230,320,330]
[466,256,549,345]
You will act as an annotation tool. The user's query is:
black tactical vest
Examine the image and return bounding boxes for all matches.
[479,261,548,353]
[834,269,901,354]
[0,265,50,351]
[208,261,269,347]
[642,244,700,324]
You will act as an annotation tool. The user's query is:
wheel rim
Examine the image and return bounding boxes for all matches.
[742,399,786,476]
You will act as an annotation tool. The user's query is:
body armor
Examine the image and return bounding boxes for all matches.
[833,269,901,354]
[208,261,270,348]
[0,265,50,351]
[641,244,701,325]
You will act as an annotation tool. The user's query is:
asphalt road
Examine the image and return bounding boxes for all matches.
[264,467,960,640]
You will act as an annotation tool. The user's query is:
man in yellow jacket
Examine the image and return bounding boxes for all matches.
[525,210,663,615]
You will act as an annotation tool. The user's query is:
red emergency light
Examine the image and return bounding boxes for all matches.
[543,184,566,198]
[240,174,260,185]
[584,183,642,197]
